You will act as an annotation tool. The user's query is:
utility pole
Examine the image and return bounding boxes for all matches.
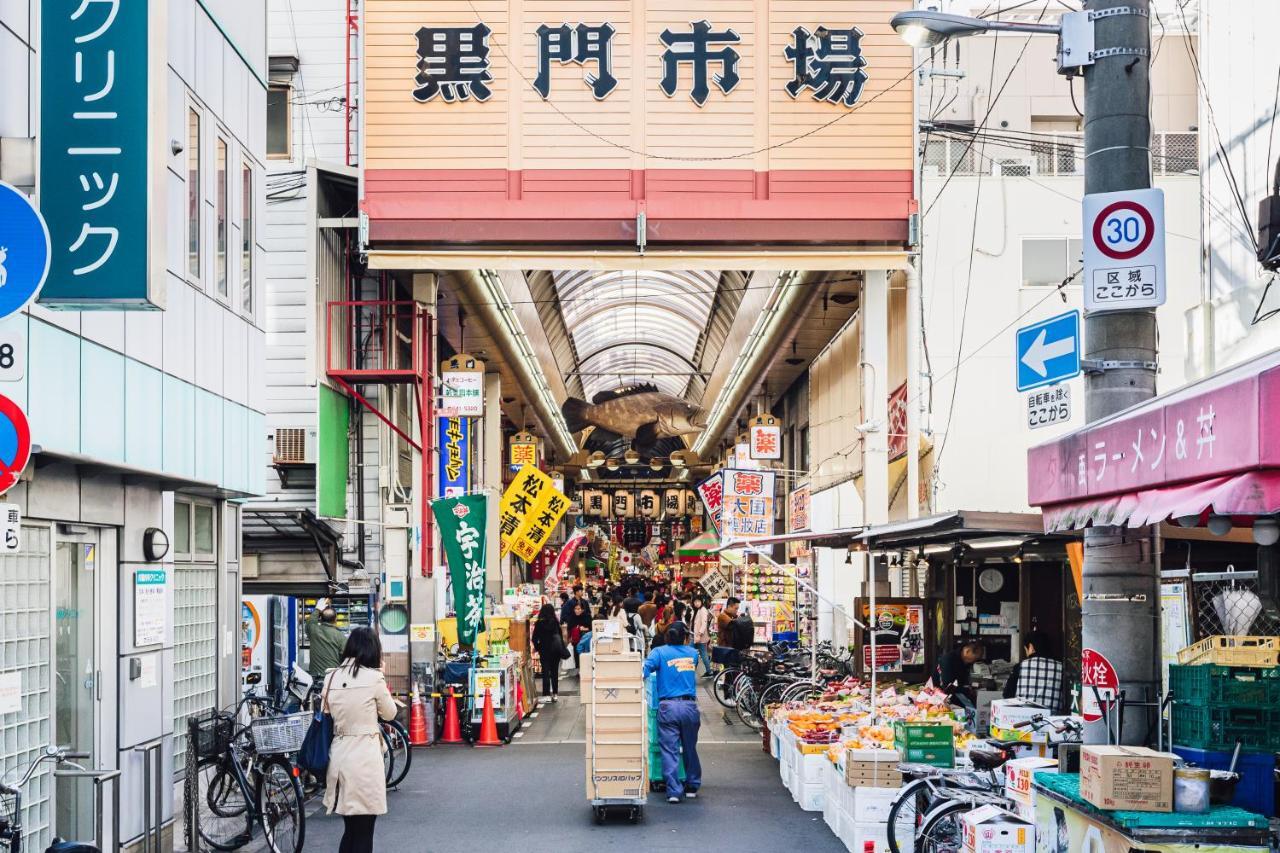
[1080,0,1159,745]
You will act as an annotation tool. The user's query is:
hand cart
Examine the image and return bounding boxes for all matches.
[588,627,647,823]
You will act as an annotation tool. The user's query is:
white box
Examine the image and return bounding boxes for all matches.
[853,785,899,823]
[961,804,1035,853]
[797,752,828,787]
[798,783,824,812]
[1004,757,1056,805]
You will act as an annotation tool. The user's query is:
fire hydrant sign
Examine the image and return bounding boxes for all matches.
[1081,646,1118,723]
[1082,188,1166,313]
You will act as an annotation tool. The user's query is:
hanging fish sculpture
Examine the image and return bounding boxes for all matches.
[562,383,707,453]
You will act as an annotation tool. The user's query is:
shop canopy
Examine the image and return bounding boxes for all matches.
[677,531,721,555]
[713,527,865,552]
[857,511,1051,551]
[1028,347,1280,532]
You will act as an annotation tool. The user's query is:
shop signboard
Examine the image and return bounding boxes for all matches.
[439,355,485,417]
[637,489,659,518]
[0,503,19,553]
[1159,583,1190,694]
[749,414,781,460]
[662,488,685,516]
[472,669,505,708]
[613,489,634,518]
[38,0,165,307]
[431,493,489,646]
[700,564,730,600]
[583,489,610,517]
[787,484,811,559]
[859,602,925,672]
[362,0,914,246]
[696,473,723,534]
[437,417,471,497]
[547,529,587,593]
[497,464,570,562]
[134,568,167,647]
[720,469,776,544]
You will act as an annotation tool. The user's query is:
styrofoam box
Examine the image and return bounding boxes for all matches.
[853,785,899,823]
[797,752,828,787]
[797,783,825,812]
[843,819,888,853]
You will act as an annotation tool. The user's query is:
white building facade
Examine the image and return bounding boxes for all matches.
[0,1,267,849]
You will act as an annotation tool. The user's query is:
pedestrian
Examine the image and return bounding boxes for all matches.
[643,623,702,803]
[1003,630,1067,712]
[306,597,346,682]
[532,603,566,702]
[716,596,739,647]
[622,597,648,652]
[652,600,676,649]
[322,627,399,853]
[690,596,713,677]
[557,591,573,625]
[567,601,590,671]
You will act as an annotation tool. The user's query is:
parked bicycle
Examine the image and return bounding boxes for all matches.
[190,686,307,853]
[0,747,107,853]
[712,642,853,730]
[886,714,1083,853]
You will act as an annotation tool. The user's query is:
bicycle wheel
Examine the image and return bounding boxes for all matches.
[195,758,253,850]
[887,778,936,853]
[383,719,412,788]
[256,757,306,853]
[735,681,764,730]
[915,799,968,853]
[757,680,793,714]
[712,668,740,708]
[781,680,824,705]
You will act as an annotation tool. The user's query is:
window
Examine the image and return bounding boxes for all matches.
[194,504,215,558]
[187,108,201,280]
[267,85,291,159]
[242,161,254,314]
[1022,237,1084,287]
[174,502,191,557]
[216,138,228,297]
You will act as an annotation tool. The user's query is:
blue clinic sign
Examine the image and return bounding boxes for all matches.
[0,182,51,319]
[39,0,163,308]
[1016,310,1081,392]
[437,417,471,498]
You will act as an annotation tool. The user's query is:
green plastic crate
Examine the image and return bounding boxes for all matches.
[1169,663,1280,705]
[894,720,955,747]
[900,745,954,767]
[1170,703,1280,751]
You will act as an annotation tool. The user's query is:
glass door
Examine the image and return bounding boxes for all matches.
[54,534,99,840]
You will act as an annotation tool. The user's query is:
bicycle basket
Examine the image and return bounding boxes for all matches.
[190,711,235,760]
[249,713,311,755]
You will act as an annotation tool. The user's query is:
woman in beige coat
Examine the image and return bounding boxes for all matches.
[321,627,398,853]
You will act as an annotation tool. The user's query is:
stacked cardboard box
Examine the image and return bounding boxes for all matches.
[584,620,647,802]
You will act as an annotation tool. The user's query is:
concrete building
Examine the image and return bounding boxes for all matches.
[0,1,266,849]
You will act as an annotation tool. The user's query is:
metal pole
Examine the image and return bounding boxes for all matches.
[905,263,922,520]
[1080,0,1158,746]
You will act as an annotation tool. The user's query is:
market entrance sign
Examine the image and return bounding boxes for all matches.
[39,0,165,308]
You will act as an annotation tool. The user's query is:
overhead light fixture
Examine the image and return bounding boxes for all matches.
[829,292,857,306]
[968,538,1026,551]
[1207,514,1233,536]
[890,10,1059,49]
[1175,514,1201,528]
[588,450,606,468]
[1253,517,1279,547]
[649,459,664,471]
[606,458,621,472]
[669,452,687,467]
[624,449,640,465]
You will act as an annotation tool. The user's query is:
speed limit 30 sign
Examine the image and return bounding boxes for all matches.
[1082,187,1166,313]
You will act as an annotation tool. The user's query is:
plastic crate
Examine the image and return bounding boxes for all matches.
[1169,664,1280,705]
[1172,745,1276,817]
[1170,703,1280,751]
[1177,636,1280,667]
[899,745,954,767]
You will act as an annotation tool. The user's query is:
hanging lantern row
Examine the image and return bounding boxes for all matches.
[579,488,698,519]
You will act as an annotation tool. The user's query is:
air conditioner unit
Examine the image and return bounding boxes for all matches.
[273,427,318,464]
[994,158,1034,177]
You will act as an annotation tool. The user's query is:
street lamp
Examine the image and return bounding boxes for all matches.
[889,10,1093,73]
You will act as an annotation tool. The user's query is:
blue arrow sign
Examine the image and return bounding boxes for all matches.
[0,181,50,321]
[1016,310,1081,391]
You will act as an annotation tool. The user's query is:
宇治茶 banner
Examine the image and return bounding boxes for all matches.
[431,493,488,647]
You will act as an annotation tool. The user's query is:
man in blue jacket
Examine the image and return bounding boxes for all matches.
[643,623,702,803]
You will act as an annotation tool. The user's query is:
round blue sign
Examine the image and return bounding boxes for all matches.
[0,181,51,320]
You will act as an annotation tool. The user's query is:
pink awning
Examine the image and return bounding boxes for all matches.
[1042,470,1280,533]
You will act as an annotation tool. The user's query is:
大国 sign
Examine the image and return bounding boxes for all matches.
[720,469,776,544]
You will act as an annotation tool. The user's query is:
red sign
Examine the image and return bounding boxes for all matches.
[1080,647,1118,723]
[1092,200,1155,260]
[749,423,781,460]
[696,473,723,534]
[1028,355,1280,507]
[863,643,902,670]
[0,394,31,494]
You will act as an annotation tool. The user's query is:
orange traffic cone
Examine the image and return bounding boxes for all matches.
[408,691,429,745]
[514,680,526,720]
[474,688,502,747]
[440,686,463,744]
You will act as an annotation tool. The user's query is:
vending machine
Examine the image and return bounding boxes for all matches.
[241,595,272,695]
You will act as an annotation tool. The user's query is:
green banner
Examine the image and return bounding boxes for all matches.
[431,493,488,647]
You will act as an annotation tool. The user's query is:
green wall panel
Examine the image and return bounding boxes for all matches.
[317,385,349,518]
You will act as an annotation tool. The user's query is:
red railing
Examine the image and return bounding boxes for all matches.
[326,300,425,382]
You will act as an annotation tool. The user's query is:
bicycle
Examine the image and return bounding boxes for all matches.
[0,747,106,853]
[190,692,307,853]
[886,715,1084,853]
